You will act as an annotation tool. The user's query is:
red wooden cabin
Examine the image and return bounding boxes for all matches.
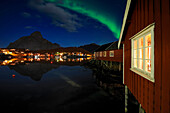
[94,41,123,62]
[118,0,169,113]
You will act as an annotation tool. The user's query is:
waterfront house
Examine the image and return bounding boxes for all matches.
[118,0,169,113]
[94,41,123,71]
[95,41,123,62]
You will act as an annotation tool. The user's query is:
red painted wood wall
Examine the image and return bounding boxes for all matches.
[123,0,169,113]
[95,49,123,62]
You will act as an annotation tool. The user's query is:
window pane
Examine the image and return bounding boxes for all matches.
[139,37,143,48]
[134,59,137,68]
[103,51,106,57]
[139,49,143,59]
[138,59,143,69]
[145,47,151,59]
[134,40,137,49]
[145,60,151,72]
[145,33,151,47]
[134,50,137,58]
[100,52,102,57]
[110,51,114,57]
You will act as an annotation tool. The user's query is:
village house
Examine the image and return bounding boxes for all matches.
[94,41,123,71]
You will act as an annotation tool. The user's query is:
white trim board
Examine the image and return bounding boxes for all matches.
[129,23,155,40]
[118,0,131,49]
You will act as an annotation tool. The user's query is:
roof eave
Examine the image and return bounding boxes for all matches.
[118,0,132,49]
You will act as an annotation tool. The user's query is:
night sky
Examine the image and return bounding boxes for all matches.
[0,0,126,48]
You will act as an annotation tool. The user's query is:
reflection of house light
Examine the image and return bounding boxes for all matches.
[35,55,38,59]
[68,59,71,62]
[12,74,15,78]
[21,60,24,63]
[46,58,50,61]
[87,57,91,60]
[59,58,63,62]
[37,58,40,61]
[10,63,16,65]
[80,58,83,62]
[28,58,33,62]
[41,58,45,60]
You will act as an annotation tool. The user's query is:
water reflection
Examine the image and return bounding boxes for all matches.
[92,68,125,102]
[0,57,90,66]
[0,57,90,81]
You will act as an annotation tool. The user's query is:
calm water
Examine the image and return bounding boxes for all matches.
[0,59,125,113]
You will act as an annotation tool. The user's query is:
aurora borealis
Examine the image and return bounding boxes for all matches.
[45,0,125,39]
[0,0,126,47]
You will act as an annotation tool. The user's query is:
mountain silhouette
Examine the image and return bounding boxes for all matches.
[7,31,60,50]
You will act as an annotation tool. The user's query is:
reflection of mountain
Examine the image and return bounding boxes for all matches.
[8,63,60,81]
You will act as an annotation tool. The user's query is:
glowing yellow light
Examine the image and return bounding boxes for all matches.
[59,57,64,62]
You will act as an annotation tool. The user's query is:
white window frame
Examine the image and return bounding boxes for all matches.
[103,51,107,57]
[130,23,155,82]
[110,51,114,57]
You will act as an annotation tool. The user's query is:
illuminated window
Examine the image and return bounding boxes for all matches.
[131,23,154,82]
[100,52,102,57]
[110,51,114,57]
[103,51,107,57]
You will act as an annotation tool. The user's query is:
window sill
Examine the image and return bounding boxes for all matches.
[130,68,155,83]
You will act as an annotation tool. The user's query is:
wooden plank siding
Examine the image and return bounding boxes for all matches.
[161,0,170,113]
[123,0,170,113]
[95,49,123,62]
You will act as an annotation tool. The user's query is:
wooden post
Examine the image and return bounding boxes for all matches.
[110,61,112,69]
[119,62,122,71]
[125,85,128,113]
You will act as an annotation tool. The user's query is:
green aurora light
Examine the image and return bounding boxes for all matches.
[45,0,122,39]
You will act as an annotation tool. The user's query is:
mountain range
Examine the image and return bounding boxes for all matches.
[7,31,60,50]
[7,31,100,53]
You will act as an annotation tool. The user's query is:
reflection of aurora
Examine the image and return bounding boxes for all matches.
[6,58,90,81]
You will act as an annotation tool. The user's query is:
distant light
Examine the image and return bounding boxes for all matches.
[12,74,15,78]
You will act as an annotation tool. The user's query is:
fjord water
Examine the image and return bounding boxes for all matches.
[0,60,124,113]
